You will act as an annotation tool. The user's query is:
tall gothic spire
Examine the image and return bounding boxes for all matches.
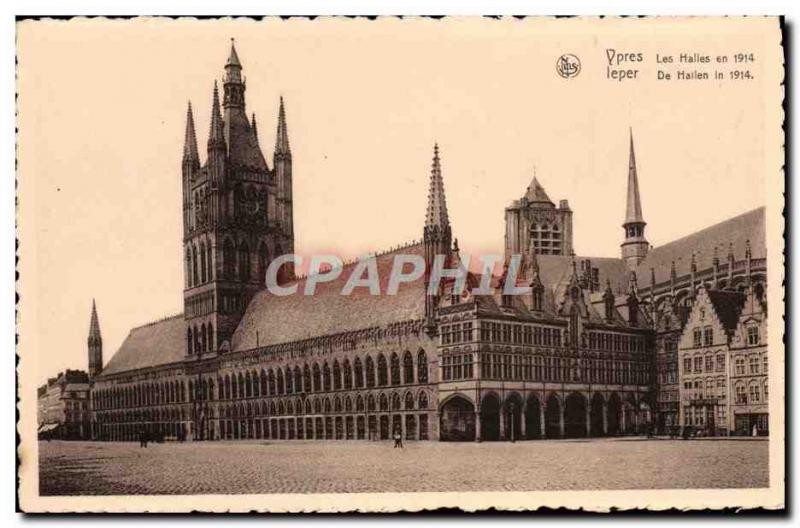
[88,299,101,340]
[625,128,645,225]
[251,113,259,144]
[275,96,291,156]
[183,101,200,166]
[425,143,450,229]
[208,81,225,148]
[621,128,649,269]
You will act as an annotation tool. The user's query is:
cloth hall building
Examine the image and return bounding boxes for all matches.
[83,43,768,442]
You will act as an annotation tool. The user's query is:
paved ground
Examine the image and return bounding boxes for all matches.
[38,438,768,495]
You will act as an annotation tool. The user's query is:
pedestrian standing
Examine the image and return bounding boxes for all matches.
[393,428,403,449]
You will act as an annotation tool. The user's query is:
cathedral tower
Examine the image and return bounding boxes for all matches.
[87,299,103,378]
[621,129,649,269]
[182,41,293,356]
[424,143,452,333]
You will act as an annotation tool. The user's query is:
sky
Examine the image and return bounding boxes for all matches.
[17,18,777,384]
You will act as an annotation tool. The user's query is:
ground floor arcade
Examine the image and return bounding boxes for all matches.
[439,388,653,441]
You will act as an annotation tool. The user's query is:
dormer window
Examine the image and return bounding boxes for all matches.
[747,325,760,346]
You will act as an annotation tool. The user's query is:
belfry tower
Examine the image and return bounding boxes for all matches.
[621,129,649,269]
[423,143,452,333]
[87,299,103,378]
[182,41,294,356]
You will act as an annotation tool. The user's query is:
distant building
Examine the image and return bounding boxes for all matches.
[37,370,91,439]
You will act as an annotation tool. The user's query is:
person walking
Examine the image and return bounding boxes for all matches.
[393,427,403,449]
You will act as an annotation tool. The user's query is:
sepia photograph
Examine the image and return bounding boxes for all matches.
[15,16,784,513]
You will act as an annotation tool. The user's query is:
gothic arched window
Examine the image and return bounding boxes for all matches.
[258,242,269,285]
[187,327,193,355]
[403,351,414,384]
[417,350,428,383]
[223,239,236,279]
[238,241,251,281]
[323,363,332,391]
[343,360,352,390]
[200,241,207,283]
[390,352,401,385]
[354,357,364,388]
[365,356,375,388]
[333,360,342,390]
[377,354,388,386]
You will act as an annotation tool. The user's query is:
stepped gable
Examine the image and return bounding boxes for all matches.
[231,242,427,351]
[707,289,747,332]
[99,315,185,376]
[635,207,765,284]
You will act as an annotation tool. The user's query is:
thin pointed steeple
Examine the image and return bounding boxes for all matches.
[183,101,200,167]
[621,128,649,269]
[625,128,645,225]
[251,113,259,144]
[87,299,103,378]
[425,143,450,230]
[275,96,291,156]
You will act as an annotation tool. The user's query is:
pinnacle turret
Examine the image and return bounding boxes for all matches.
[183,101,200,167]
[275,96,291,157]
[208,81,225,149]
[251,113,259,144]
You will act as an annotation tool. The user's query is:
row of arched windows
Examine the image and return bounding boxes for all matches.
[209,351,429,401]
[187,322,214,355]
[217,390,430,419]
[92,350,429,411]
[186,240,214,288]
[221,238,270,282]
[93,380,188,410]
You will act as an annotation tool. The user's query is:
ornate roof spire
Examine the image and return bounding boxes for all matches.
[226,38,242,68]
[88,299,101,341]
[208,81,225,148]
[251,113,259,144]
[624,128,645,225]
[425,143,450,229]
[274,96,291,156]
[183,101,200,166]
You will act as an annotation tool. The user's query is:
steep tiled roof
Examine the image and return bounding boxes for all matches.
[231,243,427,351]
[635,207,765,284]
[537,254,630,295]
[707,289,746,332]
[225,108,269,171]
[524,177,554,205]
[99,315,185,377]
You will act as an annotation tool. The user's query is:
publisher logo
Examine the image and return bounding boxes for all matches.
[557,54,581,79]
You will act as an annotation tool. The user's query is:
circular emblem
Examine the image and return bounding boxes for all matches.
[556,54,581,79]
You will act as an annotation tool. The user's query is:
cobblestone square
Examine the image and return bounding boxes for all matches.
[38,438,768,496]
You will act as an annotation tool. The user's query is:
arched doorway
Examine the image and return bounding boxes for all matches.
[439,395,476,441]
[590,393,605,437]
[607,393,622,436]
[504,393,523,441]
[525,394,542,439]
[545,393,562,439]
[564,393,587,438]
[480,393,501,441]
